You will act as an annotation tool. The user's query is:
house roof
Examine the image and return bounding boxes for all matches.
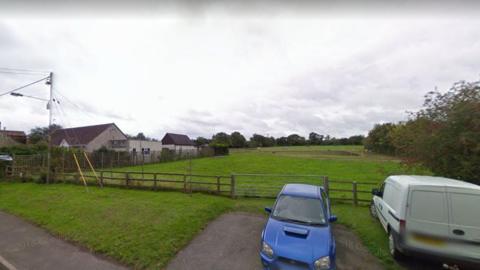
[0,130,27,144]
[161,133,194,146]
[0,130,26,137]
[51,123,126,146]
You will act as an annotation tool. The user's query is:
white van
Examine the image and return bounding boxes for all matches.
[371,175,480,265]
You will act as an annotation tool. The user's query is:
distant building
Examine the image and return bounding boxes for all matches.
[161,133,196,153]
[127,140,163,154]
[51,123,128,152]
[0,130,27,144]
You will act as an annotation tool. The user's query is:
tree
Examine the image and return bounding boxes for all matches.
[250,134,266,147]
[28,124,62,144]
[364,123,397,154]
[308,132,324,145]
[135,132,147,140]
[394,81,480,183]
[287,134,306,146]
[211,132,231,147]
[230,131,246,148]
[367,80,480,184]
[347,135,365,145]
[275,136,288,146]
[194,136,210,147]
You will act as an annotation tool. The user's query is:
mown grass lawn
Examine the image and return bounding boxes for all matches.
[0,182,234,269]
[0,182,402,269]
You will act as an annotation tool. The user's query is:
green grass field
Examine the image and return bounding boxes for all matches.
[2,146,424,269]
[95,145,428,202]
[0,183,233,269]
[0,183,399,270]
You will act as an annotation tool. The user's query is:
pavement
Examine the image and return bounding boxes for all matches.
[166,212,384,270]
[0,211,127,270]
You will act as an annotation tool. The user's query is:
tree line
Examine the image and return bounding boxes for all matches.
[364,80,480,184]
[194,132,365,148]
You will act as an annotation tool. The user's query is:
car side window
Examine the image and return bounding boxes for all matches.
[378,182,386,197]
[321,190,330,216]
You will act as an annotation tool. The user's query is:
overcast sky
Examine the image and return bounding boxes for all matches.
[1,2,480,139]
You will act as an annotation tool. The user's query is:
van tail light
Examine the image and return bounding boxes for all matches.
[399,219,406,235]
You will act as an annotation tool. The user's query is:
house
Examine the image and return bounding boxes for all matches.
[161,133,196,153]
[51,123,128,152]
[0,130,27,144]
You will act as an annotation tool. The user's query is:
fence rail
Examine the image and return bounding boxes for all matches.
[4,166,377,204]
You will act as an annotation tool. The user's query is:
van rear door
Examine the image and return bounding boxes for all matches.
[406,186,450,252]
[446,187,480,260]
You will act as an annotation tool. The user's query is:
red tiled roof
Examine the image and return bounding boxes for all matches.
[51,123,124,146]
[0,130,26,137]
[161,133,194,146]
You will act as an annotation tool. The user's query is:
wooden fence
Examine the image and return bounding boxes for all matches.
[3,167,377,204]
[232,173,377,205]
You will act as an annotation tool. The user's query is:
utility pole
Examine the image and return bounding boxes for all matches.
[46,72,53,184]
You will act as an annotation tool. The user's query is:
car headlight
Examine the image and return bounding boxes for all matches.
[314,256,330,270]
[261,241,274,258]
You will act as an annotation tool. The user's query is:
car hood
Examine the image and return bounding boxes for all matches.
[263,218,332,262]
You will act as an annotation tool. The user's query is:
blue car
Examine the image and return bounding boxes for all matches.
[260,184,337,270]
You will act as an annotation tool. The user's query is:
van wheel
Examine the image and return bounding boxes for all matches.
[369,201,377,218]
[389,231,403,260]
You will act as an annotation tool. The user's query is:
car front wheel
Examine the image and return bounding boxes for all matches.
[369,201,377,218]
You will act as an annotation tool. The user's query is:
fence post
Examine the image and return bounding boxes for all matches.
[101,152,104,169]
[153,173,157,190]
[183,174,187,193]
[323,176,330,196]
[230,174,236,199]
[216,176,221,194]
[100,171,104,187]
[353,181,358,206]
[125,172,129,187]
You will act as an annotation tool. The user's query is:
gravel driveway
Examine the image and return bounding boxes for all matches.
[166,212,383,270]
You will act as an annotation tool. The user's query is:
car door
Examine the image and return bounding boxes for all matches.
[373,182,388,231]
[446,187,480,259]
[406,186,450,252]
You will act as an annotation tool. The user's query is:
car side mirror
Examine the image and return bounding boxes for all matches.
[264,207,272,213]
[329,215,337,223]
[372,188,382,197]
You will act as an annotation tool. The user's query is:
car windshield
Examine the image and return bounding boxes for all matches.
[272,195,326,225]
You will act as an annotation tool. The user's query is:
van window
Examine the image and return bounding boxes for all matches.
[383,183,401,212]
[450,193,480,227]
[410,191,446,222]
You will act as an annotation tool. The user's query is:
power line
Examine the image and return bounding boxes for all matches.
[0,76,50,97]
[54,90,98,120]
[0,67,50,75]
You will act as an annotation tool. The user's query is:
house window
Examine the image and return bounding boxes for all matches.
[111,140,127,148]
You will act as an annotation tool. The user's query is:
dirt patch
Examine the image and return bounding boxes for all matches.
[166,212,384,270]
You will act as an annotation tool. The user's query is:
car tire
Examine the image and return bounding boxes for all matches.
[389,231,403,260]
[369,201,377,218]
